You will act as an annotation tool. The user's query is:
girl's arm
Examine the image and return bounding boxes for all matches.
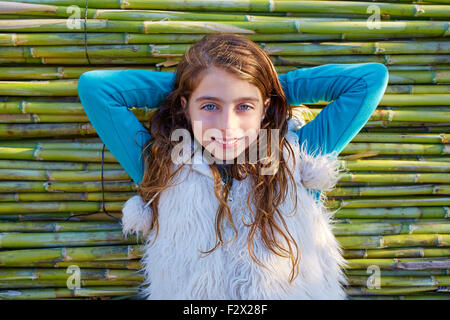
[77,69,176,185]
[278,63,389,157]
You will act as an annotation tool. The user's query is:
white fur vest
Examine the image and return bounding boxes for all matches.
[121,117,349,300]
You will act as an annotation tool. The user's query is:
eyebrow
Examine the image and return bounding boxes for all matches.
[195,96,260,103]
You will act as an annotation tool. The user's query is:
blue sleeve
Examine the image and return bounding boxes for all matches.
[78,63,388,189]
[77,69,176,185]
[278,62,389,157]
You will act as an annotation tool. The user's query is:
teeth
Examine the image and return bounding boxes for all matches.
[214,138,238,145]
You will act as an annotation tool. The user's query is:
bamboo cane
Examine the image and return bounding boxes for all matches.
[0,279,141,288]
[334,207,449,219]
[0,244,143,266]
[348,275,450,286]
[336,234,450,249]
[328,184,450,197]
[346,257,450,270]
[343,247,450,259]
[0,286,138,299]
[0,267,144,281]
[0,192,135,202]
[334,221,450,236]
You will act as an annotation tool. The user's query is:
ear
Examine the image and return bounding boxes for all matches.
[181,96,187,109]
[180,96,191,122]
[261,97,270,121]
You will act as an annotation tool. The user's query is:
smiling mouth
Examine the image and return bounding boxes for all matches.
[211,137,243,144]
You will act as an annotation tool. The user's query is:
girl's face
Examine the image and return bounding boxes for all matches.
[181,67,270,163]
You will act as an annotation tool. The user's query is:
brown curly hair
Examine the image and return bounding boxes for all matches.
[138,32,302,283]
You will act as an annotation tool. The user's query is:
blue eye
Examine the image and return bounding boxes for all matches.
[202,104,217,111]
[201,104,253,111]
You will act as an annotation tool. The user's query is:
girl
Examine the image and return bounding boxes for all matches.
[78,33,389,300]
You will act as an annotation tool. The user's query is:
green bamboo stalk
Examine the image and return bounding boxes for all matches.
[0,32,346,46]
[0,101,85,113]
[328,197,450,210]
[274,54,450,66]
[0,201,125,213]
[0,181,136,193]
[0,212,123,222]
[364,121,450,128]
[0,168,130,181]
[0,286,138,299]
[334,206,449,219]
[0,113,151,123]
[0,267,143,281]
[0,79,78,96]
[381,94,450,105]
[385,84,450,94]
[345,269,450,277]
[0,19,448,35]
[0,245,143,266]
[335,218,449,224]
[0,159,123,170]
[343,159,450,172]
[346,257,450,270]
[328,184,450,197]
[2,41,449,61]
[348,275,450,286]
[0,279,141,289]
[350,134,450,144]
[0,147,117,162]
[346,286,442,295]
[34,260,142,270]
[0,192,135,202]
[0,123,96,138]
[341,143,449,155]
[337,234,450,249]
[0,142,106,150]
[0,221,122,232]
[349,294,450,300]
[334,221,450,236]
[0,230,137,248]
[343,247,450,259]
[2,1,449,18]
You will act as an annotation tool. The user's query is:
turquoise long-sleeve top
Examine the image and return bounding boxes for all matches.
[77,63,389,191]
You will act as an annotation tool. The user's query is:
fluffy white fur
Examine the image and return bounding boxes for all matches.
[121,117,349,300]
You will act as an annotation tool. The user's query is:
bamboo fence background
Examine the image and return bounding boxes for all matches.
[0,0,449,300]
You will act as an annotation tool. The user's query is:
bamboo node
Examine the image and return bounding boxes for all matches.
[57,66,64,79]
[413,5,425,17]
[384,54,393,66]
[444,206,449,219]
[443,144,450,155]
[294,20,300,33]
[11,33,17,47]
[53,223,62,232]
[444,23,450,37]
[31,114,40,123]
[244,15,254,22]
[268,0,275,13]
[19,101,25,114]
[387,110,394,122]
[374,43,385,54]
[33,143,42,160]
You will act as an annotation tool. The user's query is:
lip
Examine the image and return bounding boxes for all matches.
[211,137,243,148]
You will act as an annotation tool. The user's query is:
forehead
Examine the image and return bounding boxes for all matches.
[192,67,262,101]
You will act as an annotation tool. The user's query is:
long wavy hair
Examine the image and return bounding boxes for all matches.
[138,32,302,283]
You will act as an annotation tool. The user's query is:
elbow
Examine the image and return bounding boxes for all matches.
[77,70,103,96]
[366,62,389,91]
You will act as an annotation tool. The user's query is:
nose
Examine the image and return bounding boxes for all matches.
[218,107,239,138]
